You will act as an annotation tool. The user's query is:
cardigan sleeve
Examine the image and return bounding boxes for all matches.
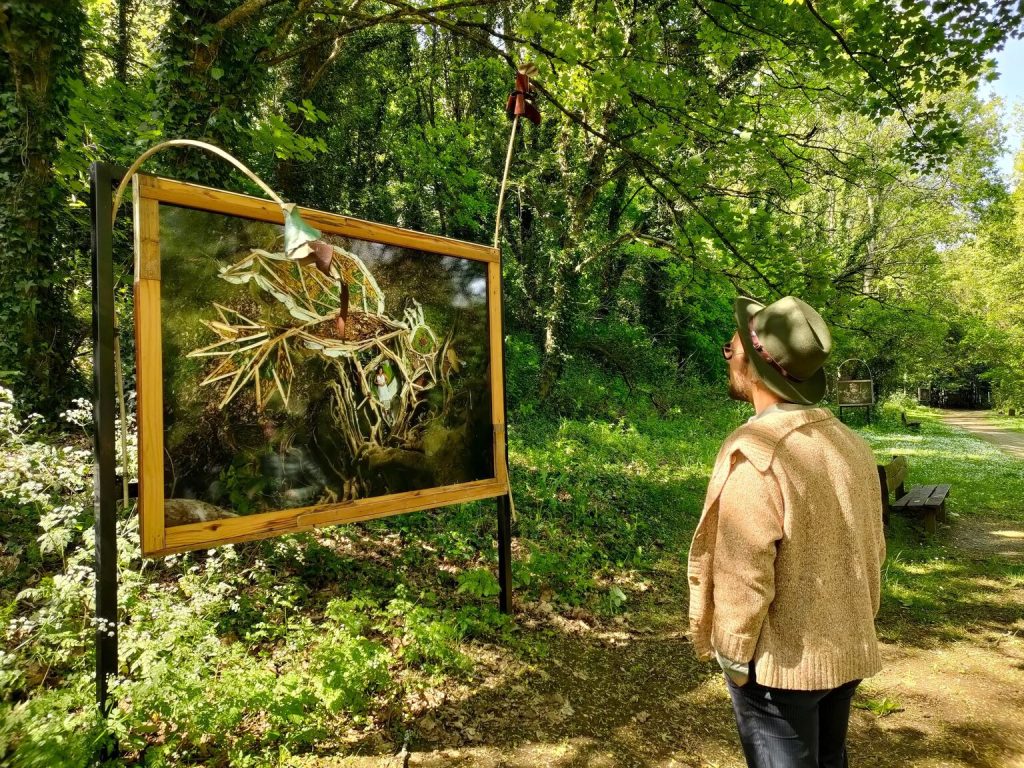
[711,454,784,662]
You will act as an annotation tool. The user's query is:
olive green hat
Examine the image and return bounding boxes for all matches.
[734,295,832,405]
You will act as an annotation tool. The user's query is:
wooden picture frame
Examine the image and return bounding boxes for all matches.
[837,379,875,407]
[133,173,508,557]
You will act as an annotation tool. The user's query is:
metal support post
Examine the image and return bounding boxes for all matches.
[496,245,514,615]
[90,162,119,719]
[497,494,513,614]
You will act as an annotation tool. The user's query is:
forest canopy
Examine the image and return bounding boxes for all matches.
[2,0,1024,413]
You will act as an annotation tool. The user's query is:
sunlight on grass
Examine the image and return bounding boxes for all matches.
[854,695,904,717]
[992,529,1024,539]
[899,561,960,576]
[981,414,1024,434]
[860,404,1024,645]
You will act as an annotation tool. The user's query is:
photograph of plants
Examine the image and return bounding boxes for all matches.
[158,204,494,528]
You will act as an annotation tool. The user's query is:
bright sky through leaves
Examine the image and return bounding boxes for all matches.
[979,36,1024,181]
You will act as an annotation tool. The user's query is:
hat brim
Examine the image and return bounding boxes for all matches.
[734,297,826,406]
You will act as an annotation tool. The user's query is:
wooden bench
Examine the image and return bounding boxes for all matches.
[900,411,921,431]
[877,455,949,534]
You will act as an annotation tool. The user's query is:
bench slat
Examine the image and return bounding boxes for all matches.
[922,484,950,508]
[894,485,936,509]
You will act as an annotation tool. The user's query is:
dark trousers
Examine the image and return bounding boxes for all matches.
[725,662,860,768]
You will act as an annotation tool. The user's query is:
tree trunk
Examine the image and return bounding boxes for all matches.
[595,172,631,319]
[0,0,85,414]
[153,0,271,185]
[276,22,335,202]
[115,0,132,82]
[537,120,611,398]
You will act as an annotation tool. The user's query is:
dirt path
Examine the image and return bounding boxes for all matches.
[940,409,1024,460]
[306,554,1024,768]
[938,409,1024,560]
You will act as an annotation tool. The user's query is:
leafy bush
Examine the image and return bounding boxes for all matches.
[456,568,501,599]
[311,633,392,715]
[504,332,542,417]
[386,589,472,677]
[875,390,923,430]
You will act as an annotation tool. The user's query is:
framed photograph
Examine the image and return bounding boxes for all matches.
[837,379,874,407]
[132,173,508,556]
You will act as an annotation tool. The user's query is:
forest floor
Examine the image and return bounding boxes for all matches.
[296,408,1024,768]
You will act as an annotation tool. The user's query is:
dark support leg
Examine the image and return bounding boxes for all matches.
[496,238,514,615]
[497,494,513,614]
[876,466,889,527]
[90,163,119,728]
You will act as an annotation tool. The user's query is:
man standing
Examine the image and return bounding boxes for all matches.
[687,296,886,768]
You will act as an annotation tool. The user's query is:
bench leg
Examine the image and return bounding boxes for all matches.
[937,502,947,524]
[924,510,936,535]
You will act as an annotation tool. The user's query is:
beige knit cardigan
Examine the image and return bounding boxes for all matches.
[687,408,886,690]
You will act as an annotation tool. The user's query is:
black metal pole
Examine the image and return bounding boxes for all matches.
[496,246,514,615]
[90,162,119,719]
[497,495,513,614]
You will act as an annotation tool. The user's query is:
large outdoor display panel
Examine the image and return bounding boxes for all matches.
[133,173,508,556]
[837,379,874,407]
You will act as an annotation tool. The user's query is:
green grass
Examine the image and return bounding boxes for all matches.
[854,695,904,717]
[858,403,1024,646]
[508,394,746,599]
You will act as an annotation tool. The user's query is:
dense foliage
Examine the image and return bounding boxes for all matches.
[2,0,1023,411]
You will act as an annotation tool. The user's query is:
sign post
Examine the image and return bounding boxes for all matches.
[837,358,875,424]
[89,159,517,718]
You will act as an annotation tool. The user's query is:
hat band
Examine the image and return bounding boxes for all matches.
[749,321,810,384]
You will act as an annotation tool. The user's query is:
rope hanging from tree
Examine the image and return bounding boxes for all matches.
[494,63,540,249]
[492,63,542,521]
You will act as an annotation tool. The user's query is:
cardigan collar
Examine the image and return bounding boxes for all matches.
[747,402,816,423]
[724,407,835,472]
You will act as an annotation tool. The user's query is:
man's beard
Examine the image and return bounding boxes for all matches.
[727,370,749,402]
